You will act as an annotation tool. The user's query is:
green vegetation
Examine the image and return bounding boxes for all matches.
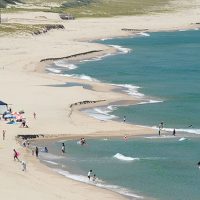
[0,0,22,8]
[1,0,173,17]
[59,0,172,17]
[0,23,48,36]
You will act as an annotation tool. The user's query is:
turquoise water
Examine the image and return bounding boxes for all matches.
[43,30,200,199]
[50,30,200,132]
[39,138,200,200]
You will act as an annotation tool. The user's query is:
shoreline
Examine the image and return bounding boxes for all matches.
[1,4,200,199]
[25,132,199,200]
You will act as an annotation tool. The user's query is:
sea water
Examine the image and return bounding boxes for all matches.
[38,138,200,200]
[48,30,200,134]
[44,31,200,199]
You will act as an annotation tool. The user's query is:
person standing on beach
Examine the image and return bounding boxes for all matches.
[61,143,65,154]
[123,116,126,122]
[2,130,6,140]
[173,129,176,136]
[13,149,20,161]
[158,121,164,136]
[35,146,39,157]
[33,112,36,119]
[88,170,92,180]
[159,122,164,129]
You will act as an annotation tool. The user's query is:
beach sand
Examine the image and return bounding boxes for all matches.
[1,1,200,199]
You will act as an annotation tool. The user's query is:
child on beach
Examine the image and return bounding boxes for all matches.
[21,161,26,171]
[92,174,97,182]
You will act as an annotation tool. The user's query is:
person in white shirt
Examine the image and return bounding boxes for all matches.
[88,170,92,180]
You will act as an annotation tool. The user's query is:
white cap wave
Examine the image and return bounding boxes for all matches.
[113,153,140,161]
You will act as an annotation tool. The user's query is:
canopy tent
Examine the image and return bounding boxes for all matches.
[0,100,8,115]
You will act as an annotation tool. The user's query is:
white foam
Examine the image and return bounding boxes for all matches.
[46,68,61,74]
[100,38,113,41]
[109,45,131,54]
[43,160,59,165]
[137,32,150,37]
[145,135,175,139]
[54,168,143,199]
[163,128,200,135]
[96,182,143,199]
[54,60,78,70]
[137,100,163,105]
[83,107,118,121]
[151,126,200,135]
[62,74,99,82]
[112,83,144,98]
[80,53,114,63]
[113,153,140,161]
[178,137,187,141]
[39,152,63,160]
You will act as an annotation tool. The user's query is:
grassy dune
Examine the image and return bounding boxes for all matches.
[58,0,172,17]
[0,23,48,36]
[2,0,173,17]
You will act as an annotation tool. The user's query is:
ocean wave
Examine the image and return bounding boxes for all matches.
[96,183,143,199]
[62,74,99,82]
[83,106,118,121]
[46,68,61,74]
[163,128,200,135]
[54,60,78,70]
[113,153,140,161]
[145,135,176,139]
[137,100,163,105]
[137,32,150,37]
[100,38,113,41]
[54,168,143,199]
[39,152,63,160]
[109,45,131,54]
[112,83,144,98]
[79,53,114,63]
[178,137,187,142]
[43,160,59,165]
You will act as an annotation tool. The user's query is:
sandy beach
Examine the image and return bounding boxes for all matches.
[1,1,200,199]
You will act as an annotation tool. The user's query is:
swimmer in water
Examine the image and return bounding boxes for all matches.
[124,135,127,141]
[197,161,200,168]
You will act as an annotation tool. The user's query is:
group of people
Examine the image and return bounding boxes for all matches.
[80,138,86,145]
[87,170,97,182]
[158,121,176,136]
[13,149,26,171]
